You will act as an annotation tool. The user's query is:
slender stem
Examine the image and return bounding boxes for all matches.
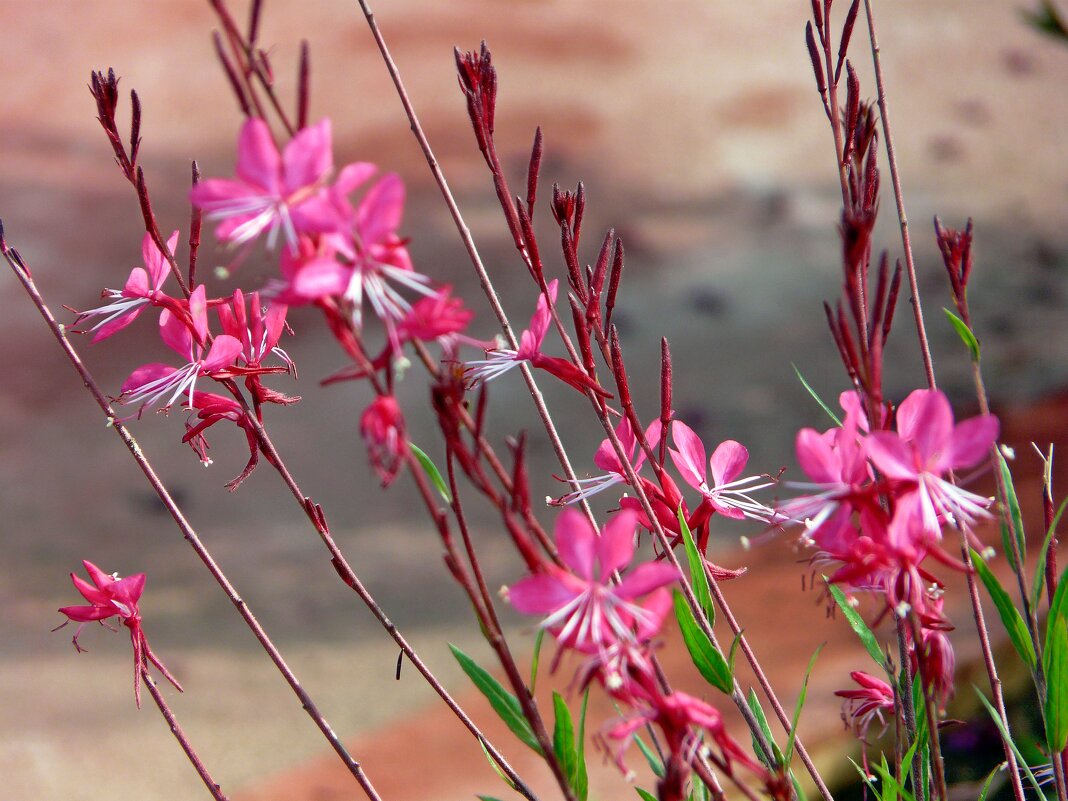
[895,617,925,801]
[862,0,936,390]
[907,614,948,801]
[141,666,230,801]
[1,238,382,801]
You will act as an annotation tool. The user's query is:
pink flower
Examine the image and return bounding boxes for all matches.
[552,417,662,506]
[506,508,679,652]
[182,392,264,491]
[396,286,475,348]
[119,285,243,413]
[75,231,182,342]
[865,389,998,541]
[191,118,337,249]
[669,422,778,522]
[466,280,611,396]
[57,561,182,707]
[835,671,895,741]
[360,395,407,486]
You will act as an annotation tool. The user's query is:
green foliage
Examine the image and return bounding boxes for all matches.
[785,645,823,764]
[971,549,1037,671]
[943,307,980,362]
[975,687,1050,800]
[826,580,887,670]
[1031,498,1068,611]
[673,590,733,693]
[529,628,545,692]
[1023,0,1068,42]
[677,506,714,624]
[792,363,842,425]
[409,442,451,503]
[552,691,589,801]
[746,688,784,769]
[634,732,665,778]
[996,452,1026,571]
[450,644,542,754]
[636,789,658,801]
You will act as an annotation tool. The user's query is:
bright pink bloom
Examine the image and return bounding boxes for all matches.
[552,417,662,506]
[360,395,407,486]
[182,392,264,490]
[75,231,182,342]
[836,671,895,740]
[506,508,679,652]
[396,286,475,347]
[191,118,336,249]
[866,389,998,540]
[119,285,243,413]
[57,561,182,707]
[466,280,610,396]
[669,422,778,522]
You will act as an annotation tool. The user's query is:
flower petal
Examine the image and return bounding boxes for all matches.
[946,414,999,471]
[283,119,333,194]
[896,389,952,462]
[615,562,680,599]
[865,431,917,481]
[709,439,749,486]
[356,173,405,246]
[669,421,707,489]
[236,118,282,191]
[506,572,576,615]
[597,509,638,580]
[555,506,597,580]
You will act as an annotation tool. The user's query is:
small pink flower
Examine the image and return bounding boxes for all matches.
[360,395,407,486]
[57,561,182,708]
[866,389,998,540]
[182,392,264,490]
[836,671,895,741]
[552,417,662,506]
[506,508,679,653]
[466,280,610,396]
[396,286,475,348]
[75,231,182,342]
[191,118,337,249]
[669,422,778,522]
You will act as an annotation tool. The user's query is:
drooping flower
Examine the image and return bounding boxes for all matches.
[56,561,182,707]
[465,279,610,396]
[360,395,407,486]
[835,671,895,741]
[182,391,266,491]
[191,118,337,249]
[74,231,183,342]
[505,508,679,653]
[669,422,779,523]
[865,389,998,541]
[119,285,243,414]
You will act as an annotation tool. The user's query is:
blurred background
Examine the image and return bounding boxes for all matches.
[2,1,1068,799]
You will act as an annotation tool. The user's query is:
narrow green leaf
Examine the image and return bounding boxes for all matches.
[871,753,916,801]
[1048,564,1068,649]
[673,590,732,693]
[971,550,1037,670]
[792,363,842,425]
[826,581,886,669]
[575,690,589,801]
[746,688,784,768]
[479,739,517,791]
[976,761,1006,801]
[450,644,542,754]
[477,795,506,801]
[636,789,659,801]
[677,506,714,624]
[996,452,1026,569]
[1032,498,1068,611]
[1044,619,1068,752]
[943,307,980,362]
[633,733,665,778]
[848,757,883,797]
[785,644,823,763]
[410,442,451,503]
[530,627,545,693]
[975,687,1050,800]
[553,692,584,799]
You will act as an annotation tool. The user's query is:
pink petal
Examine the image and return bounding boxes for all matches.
[189,178,257,207]
[335,162,378,196]
[669,421,707,489]
[615,562,680,599]
[709,439,749,486]
[796,428,840,483]
[59,604,114,622]
[263,303,288,350]
[109,573,146,607]
[290,191,343,235]
[865,431,918,481]
[142,230,179,289]
[291,258,352,299]
[201,335,243,373]
[123,267,150,298]
[356,173,405,245]
[635,588,673,641]
[506,572,577,615]
[90,311,141,343]
[597,510,637,580]
[555,506,597,580]
[520,279,557,358]
[946,414,999,471]
[896,389,952,461]
[189,285,209,346]
[71,574,108,605]
[158,309,192,360]
[283,119,333,194]
[236,118,282,192]
[122,363,177,395]
[593,417,633,473]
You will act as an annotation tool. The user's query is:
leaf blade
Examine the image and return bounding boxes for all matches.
[450,643,542,754]
[673,590,732,693]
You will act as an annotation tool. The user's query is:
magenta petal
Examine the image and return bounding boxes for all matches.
[523,279,557,356]
[190,178,257,207]
[283,118,333,193]
[796,428,840,483]
[709,439,749,486]
[264,303,288,350]
[897,389,952,460]
[142,231,179,288]
[555,506,597,580]
[635,588,673,640]
[669,421,707,489]
[865,432,918,481]
[189,285,209,345]
[356,173,405,245]
[59,604,114,622]
[124,267,150,298]
[91,311,141,343]
[201,335,243,373]
[593,417,632,472]
[236,118,282,191]
[946,415,999,471]
[506,573,576,615]
[109,573,146,606]
[71,574,109,605]
[597,509,637,580]
[615,562,680,599]
[291,258,351,299]
[335,161,378,196]
[122,363,177,395]
[290,192,343,235]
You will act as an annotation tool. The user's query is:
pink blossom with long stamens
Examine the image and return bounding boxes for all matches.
[191,118,337,250]
[552,417,662,506]
[836,671,895,741]
[56,561,182,708]
[75,231,182,342]
[505,508,679,653]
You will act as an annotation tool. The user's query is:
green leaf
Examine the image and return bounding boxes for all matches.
[943,307,980,362]
[1032,498,1068,611]
[996,451,1026,570]
[975,687,1050,800]
[871,753,916,801]
[746,688,784,769]
[575,690,589,801]
[677,506,714,624]
[1023,0,1068,41]
[477,796,506,801]
[673,590,732,693]
[785,644,823,763]
[633,733,665,778]
[1048,564,1068,649]
[478,739,517,791]
[971,549,1037,671]
[826,581,886,669]
[450,644,542,754]
[976,762,1006,801]
[1044,618,1068,752]
[552,692,587,801]
[792,363,842,425]
[530,627,545,692]
[410,442,451,503]
[636,789,658,801]
[847,757,883,799]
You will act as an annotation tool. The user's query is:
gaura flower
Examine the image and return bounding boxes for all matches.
[835,670,895,741]
[57,560,182,708]
[551,417,662,506]
[360,395,407,487]
[505,508,679,653]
